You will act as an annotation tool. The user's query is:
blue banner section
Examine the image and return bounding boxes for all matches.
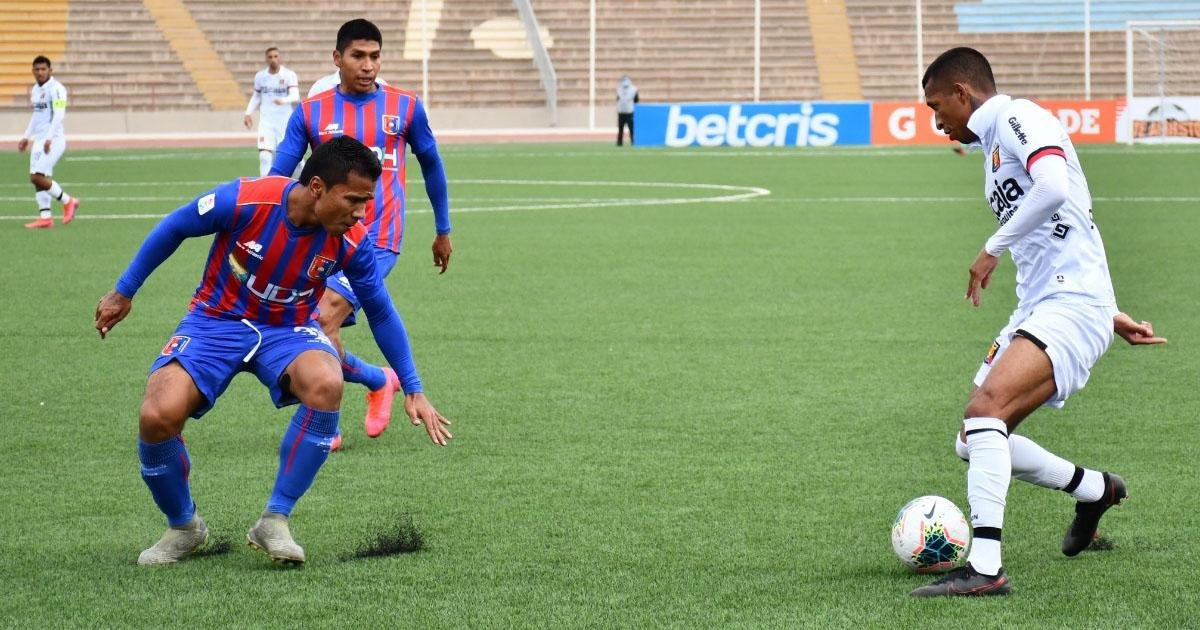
[634,102,871,148]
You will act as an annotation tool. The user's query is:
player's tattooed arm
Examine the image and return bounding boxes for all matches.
[1113,312,1167,345]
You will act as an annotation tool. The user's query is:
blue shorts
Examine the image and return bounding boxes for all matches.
[324,248,398,327]
[150,312,340,418]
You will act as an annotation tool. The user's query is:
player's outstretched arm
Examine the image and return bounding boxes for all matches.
[94,290,132,339]
[348,246,453,445]
[1114,312,1167,345]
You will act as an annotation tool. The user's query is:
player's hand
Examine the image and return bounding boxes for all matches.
[403,392,452,446]
[95,290,133,339]
[243,114,252,129]
[17,138,28,152]
[966,248,999,307]
[1113,312,1167,345]
[273,98,287,106]
[42,139,51,154]
[432,234,453,274]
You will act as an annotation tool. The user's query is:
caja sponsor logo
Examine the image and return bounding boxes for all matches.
[988,177,1025,222]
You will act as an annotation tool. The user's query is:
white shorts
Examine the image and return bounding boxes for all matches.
[256,119,288,152]
[29,137,66,176]
[974,298,1116,409]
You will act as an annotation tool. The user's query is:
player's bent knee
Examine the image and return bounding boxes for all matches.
[138,398,189,442]
[963,386,1004,420]
[288,358,344,409]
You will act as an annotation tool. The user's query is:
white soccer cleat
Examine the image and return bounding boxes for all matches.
[246,512,305,565]
[137,515,209,565]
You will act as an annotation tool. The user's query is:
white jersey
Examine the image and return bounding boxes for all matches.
[966,94,1115,310]
[251,66,299,127]
[25,77,67,141]
[307,71,387,98]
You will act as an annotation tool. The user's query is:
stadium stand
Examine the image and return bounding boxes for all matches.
[0,1,68,106]
[59,0,207,109]
[3,0,1197,116]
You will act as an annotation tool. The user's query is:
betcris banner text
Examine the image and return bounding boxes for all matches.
[635,102,871,147]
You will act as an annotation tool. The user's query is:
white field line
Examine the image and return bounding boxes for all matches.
[0,179,771,220]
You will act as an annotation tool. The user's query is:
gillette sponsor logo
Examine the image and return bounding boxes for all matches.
[639,102,870,148]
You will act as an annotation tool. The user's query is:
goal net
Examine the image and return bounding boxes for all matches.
[1122,20,1200,143]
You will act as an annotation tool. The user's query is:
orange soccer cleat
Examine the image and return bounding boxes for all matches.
[25,217,53,229]
[62,198,79,224]
[363,367,400,438]
[330,434,343,452]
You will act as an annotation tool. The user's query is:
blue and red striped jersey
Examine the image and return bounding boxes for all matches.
[271,84,446,253]
[119,177,371,327]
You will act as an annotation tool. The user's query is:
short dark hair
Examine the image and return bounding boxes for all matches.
[921,47,995,92]
[32,55,51,67]
[265,47,279,55]
[336,19,383,53]
[300,136,382,188]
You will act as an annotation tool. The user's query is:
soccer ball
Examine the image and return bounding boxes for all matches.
[891,495,971,573]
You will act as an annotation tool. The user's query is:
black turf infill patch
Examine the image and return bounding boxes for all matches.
[340,514,425,561]
[194,535,234,557]
[1087,536,1115,551]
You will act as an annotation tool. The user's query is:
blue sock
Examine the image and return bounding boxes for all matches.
[341,351,388,391]
[139,436,196,527]
[267,405,339,516]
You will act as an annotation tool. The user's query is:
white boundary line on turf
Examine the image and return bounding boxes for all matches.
[0,179,772,220]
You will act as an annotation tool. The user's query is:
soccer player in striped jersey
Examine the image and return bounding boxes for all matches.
[271,19,452,447]
[95,137,452,566]
[20,56,79,229]
[243,47,299,177]
[911,48,1166,597]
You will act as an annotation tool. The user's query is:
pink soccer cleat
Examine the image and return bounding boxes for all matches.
[330,434,343,451]
[25,217,53,229]
[62,197,79,224]
[363,368,400,438]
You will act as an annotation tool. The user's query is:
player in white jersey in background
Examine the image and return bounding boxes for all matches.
[243,47,299,176]
[911,47,1167,598]
[306,70,386,98]
[19,56,78,229]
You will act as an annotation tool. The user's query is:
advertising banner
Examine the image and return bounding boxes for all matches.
[634,102,871,148]
[1116,96,1200,143]
[871,100,1119,146]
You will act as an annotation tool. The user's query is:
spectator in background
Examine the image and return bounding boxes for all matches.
[616,75,638,146]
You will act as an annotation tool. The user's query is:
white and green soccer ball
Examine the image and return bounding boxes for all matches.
[891,495,971,573]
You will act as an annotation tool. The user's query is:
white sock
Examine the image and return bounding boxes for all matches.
[48,181,71,204]
[956,433,1104,502]
[1072,469,1106,503]
[259,150,273,177]
[36,191,52,212]
[963,417,1009,576]
[1010,434,1075,489]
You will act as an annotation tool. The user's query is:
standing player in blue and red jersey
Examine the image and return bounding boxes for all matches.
[271,19,451,447]
[95,137,452,566]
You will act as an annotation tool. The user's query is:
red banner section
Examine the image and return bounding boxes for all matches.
[871,100,1119,145]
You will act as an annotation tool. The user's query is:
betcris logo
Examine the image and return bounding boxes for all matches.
[636,102,870,147]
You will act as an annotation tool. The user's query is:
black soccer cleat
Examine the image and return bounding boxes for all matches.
[1062,472,1127,557]
[910,563,1012,598]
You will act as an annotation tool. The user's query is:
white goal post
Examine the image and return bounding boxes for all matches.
[1123,20,1200,143]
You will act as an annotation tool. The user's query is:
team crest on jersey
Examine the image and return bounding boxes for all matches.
[984,341,1001,365]
[307,255,337,280]
[991,145,1001,172]
[162,335,191,356]
[382,115,402,135]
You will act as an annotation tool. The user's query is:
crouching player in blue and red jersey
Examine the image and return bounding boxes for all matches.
[271,19,452,449]
[94,137,452,566]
